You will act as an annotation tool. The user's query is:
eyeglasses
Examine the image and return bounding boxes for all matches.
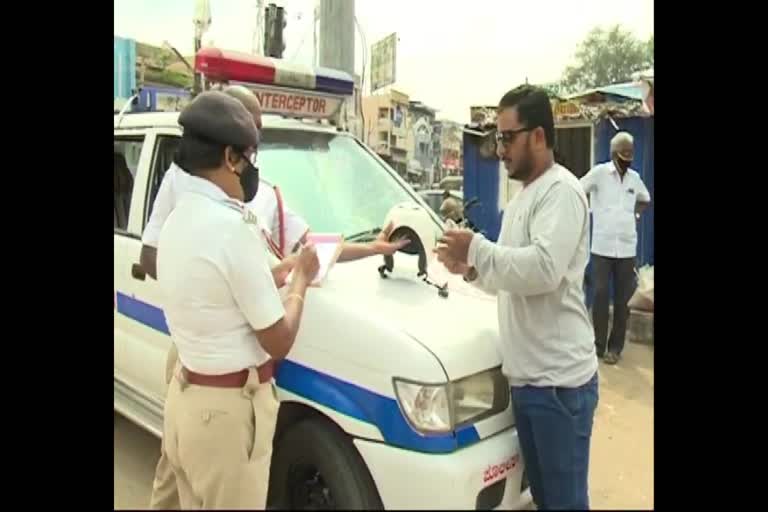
[495,127,534,148]
[236,150,260,177]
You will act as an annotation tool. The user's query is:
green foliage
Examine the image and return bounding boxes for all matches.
[560,25,653,94]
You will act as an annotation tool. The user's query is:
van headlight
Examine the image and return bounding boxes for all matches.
[451,367,510,426]
[392,379,452,433]
[393,368,509,434]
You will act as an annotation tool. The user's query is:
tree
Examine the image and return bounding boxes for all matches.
[561,25,653,93]
[540,82,567,99]
[648,34,654,65]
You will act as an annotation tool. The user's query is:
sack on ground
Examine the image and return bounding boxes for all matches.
[628,265,654,312]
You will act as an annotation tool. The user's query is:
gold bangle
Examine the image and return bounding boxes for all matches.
[285,293,304,304]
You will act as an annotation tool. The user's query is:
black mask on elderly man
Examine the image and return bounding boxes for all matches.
[614,158,631,174]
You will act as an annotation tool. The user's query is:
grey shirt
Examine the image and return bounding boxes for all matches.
[468,163,597,388]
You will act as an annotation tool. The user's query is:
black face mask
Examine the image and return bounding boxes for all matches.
[615,159,631,173]
[238,156,260,203]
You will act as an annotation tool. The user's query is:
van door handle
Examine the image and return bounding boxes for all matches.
[131,263,146,281]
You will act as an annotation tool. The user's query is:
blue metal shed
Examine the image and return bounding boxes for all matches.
[593,115,655,267]
[462,130,503,241]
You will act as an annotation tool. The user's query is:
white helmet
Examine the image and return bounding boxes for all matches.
[380,202,438,278]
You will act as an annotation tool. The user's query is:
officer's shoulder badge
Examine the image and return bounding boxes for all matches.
[221,198,260,226]
[242,207,260,226]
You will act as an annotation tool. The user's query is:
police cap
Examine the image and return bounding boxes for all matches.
[178,91,259,148]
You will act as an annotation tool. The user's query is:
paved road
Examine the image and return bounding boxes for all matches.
[114,342,654,510]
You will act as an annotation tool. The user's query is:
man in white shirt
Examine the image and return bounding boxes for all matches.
[152,91,319,509]
[580,132,651,364]
[435,85,598,510]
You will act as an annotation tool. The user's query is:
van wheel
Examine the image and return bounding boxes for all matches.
[267,418,383,510]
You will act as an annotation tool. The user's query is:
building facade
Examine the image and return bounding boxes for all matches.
[405,101,438,186]
[437,120,463,183]
[361,90,410,176]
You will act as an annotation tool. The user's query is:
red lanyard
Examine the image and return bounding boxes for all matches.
[273,184,286,255]
[262,228,285,260]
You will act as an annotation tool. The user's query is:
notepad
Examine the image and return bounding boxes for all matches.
[286,233,343,286]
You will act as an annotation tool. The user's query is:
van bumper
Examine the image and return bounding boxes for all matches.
[353,427,533,510]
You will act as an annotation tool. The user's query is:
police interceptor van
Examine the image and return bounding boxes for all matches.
[113,48,532,510]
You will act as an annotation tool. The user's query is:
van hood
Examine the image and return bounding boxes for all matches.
[320,254,503,380]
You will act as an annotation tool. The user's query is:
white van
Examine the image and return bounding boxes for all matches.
[114,52,532,510]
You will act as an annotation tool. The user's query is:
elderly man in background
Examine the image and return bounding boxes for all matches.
[580,132,651,364]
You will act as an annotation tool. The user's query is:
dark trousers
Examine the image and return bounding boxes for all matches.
[591,254,636,356]
[512,373,599,510]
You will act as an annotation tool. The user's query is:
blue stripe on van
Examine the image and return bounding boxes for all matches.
[116,292,170,334]
[275,359,479,453]
[115,292,480,453]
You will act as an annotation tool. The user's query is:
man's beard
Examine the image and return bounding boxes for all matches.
[506,152,534,182]
[505,137,534,182]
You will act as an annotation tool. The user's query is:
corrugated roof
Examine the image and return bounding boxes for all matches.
[633,68,654,82]
[567,82,644,101]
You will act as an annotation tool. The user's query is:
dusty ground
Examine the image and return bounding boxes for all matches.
[589,342,654,509]
[114,342,653,510]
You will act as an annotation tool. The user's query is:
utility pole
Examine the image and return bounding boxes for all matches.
[312,4,319,67]
[318,0,355,75]
[264,3,286,59]
[192,0,211,96]
[253,0,265,55]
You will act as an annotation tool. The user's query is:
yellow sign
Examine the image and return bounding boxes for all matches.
[552,100,582,119]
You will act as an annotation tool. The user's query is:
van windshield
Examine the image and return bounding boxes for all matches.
[258,128,422,237]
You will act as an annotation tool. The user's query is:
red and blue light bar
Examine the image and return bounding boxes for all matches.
[195,47,355,96]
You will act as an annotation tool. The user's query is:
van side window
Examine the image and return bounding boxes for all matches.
[144,135,181,227]
[114,136,145,233]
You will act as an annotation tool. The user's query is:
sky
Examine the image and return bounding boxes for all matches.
[114,0,654,123]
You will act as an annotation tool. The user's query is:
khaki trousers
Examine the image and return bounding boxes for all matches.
[150,344,278,509]
[149,344,182,509]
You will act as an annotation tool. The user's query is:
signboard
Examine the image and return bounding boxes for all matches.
[370,33,397,92]
[443,157,459,169]
[233,82,344,119]
[114,36,137,100]
[469,106,498,127]
[156,91,192,112]
[552,100,583,121]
